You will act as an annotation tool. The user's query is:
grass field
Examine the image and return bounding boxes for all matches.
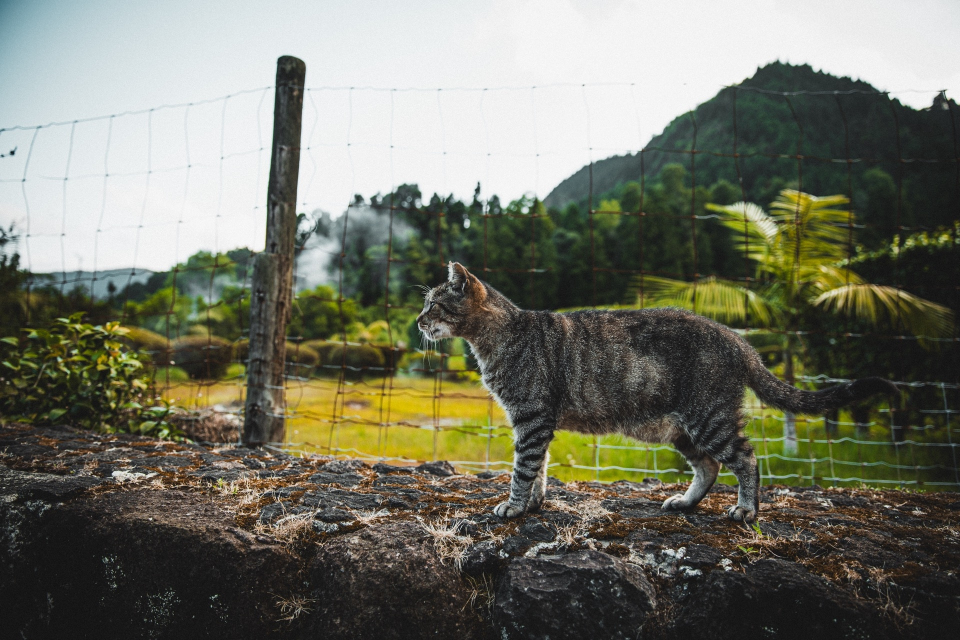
[162,374,960,490]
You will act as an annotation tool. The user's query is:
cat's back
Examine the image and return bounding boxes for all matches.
[487,306,748,401]
[558,306,730,348]
[550,307,750,422]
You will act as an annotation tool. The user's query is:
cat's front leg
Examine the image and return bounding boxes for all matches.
[494,417,555,519]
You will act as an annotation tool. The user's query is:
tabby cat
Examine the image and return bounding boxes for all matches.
[417,263,896,524]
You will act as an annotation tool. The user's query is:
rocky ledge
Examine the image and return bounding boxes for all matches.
[1,422,959,639]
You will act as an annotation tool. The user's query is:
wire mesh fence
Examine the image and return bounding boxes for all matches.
[2,67,958,490]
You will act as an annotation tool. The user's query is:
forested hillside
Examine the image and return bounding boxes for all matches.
[544,62,960,248]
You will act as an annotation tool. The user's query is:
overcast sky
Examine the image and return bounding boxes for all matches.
[2,0,959,273]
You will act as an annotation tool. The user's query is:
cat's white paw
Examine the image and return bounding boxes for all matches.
[661,494,693,511]
[726,505,758,524]
[493,501,526,519]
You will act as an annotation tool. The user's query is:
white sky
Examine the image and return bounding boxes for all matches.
[1,0,959,273]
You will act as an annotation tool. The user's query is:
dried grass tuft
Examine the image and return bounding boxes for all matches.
[463,573,496,615]
[421,518,474,568]
[275,593,316,621]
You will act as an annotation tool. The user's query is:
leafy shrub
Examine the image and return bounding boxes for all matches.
[172,335,234,380]
[0,314,182,438]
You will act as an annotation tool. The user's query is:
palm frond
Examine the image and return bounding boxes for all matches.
[814,284,955,339]
[635,275,777,326]
[708,202,777,241]
[769,190,852,268]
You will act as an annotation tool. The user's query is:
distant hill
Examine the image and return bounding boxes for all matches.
[31,268,155,300]
[544,62,960,237]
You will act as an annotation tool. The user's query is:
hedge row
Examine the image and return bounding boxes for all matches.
[121,327,439,381]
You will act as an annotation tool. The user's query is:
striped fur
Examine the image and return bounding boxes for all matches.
[417,263,897,524]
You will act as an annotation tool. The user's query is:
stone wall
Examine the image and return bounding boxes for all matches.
[2,422,958,639]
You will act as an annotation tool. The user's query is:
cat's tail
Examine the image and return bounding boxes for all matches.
[745,356,897,415]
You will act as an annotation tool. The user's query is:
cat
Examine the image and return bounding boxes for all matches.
[417,262,897,524]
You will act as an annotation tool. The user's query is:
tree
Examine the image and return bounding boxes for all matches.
[636,189,953,452]
[0,225,28,336]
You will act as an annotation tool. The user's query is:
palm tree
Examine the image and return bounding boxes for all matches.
[636,189,953,453]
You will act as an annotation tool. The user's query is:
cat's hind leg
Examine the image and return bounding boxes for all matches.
[494,419,555,519]
[702,433,759,524]
[685,407,760,524]
[525,450,549,512]
[662,433,720,512]
[718,439,759,524]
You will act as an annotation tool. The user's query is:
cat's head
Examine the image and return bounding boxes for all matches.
[416,262,489,340]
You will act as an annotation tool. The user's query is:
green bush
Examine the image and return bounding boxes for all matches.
[119,326,172,365]
[303,339,339,367]
[305,340,400,378]
[172,335,234,380]
[320,343,386,379]
[0,314,182,439]
[284,342,319,378]
[398,350,445,376]
[237,339,319,378]
[372,343,402,376]
[235,338,249,363]
[224,363,246,380]
[152,365,191,384]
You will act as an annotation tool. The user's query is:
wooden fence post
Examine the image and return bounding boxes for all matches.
[243,56,306,446]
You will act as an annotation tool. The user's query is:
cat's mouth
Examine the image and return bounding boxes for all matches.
[418,322,437,340]
[419,323,447,341]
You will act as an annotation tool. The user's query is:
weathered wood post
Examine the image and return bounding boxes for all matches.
[243,56,306,446]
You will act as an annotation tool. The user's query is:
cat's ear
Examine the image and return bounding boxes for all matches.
[448,261,470,290]
[447,262,484,301]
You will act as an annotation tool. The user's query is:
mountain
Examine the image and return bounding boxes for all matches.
[544,62,960,238]
[31,268,155,300]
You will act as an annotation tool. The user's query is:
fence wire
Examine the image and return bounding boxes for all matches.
[2,79,958,490]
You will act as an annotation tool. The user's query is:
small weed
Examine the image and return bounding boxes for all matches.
[276,593,316,621]
[554,521,584,547]
[867,567,916,629]
[463,574,496,615]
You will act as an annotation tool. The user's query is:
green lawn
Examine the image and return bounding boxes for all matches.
[163,375,960,491]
